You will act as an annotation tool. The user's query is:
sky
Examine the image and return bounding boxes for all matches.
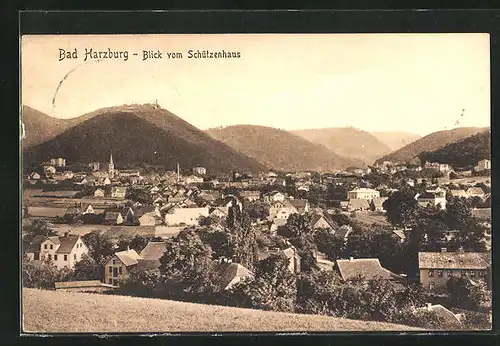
[21,34,490,136]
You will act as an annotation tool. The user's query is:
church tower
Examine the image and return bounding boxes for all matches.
[108,151,115,178]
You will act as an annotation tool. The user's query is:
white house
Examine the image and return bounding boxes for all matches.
[268,200,298,220]
[347,188,380,200]
[263,191,285,203]
[25,233,89,270]
[164,206,209,226]
[474,159,491,172]
[111,187,127,199]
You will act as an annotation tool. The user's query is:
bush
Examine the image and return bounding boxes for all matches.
[22,259,73,289]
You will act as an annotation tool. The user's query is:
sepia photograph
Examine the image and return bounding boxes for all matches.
[20,33,492,333]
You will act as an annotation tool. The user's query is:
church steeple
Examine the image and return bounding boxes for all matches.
[109,150,115,178]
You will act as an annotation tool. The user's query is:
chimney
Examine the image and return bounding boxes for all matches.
[441,248,447,253]
[349,256,354,262]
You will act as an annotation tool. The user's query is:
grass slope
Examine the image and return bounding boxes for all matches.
[207,125,364,172]
[291,127,392,165]
[375,127,489,164]
[418,130,491,168]
[370,131,421,151]
[23,104,266,174]
[22,288,420,333]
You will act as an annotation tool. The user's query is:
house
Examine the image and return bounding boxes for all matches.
[43,165,57,174]
[347,199,371,211]
[27,172,41,180]
[184,175,204,185]
[268,217,288,233]
[258,245,301,274]
[370,197,388,212]
[24,233,89,270]
[415,190,447,210]
[164,206,209,226]
[209,206,228,218]
[466,187,485,199]
[50,157,66,167]
[104,248,142,286]
[239,190,261,202]
[474,159,491,172]
[450,190,468,199]
[111,186,127,199]
[140,241,167,261]
[347,188,380,200]
[392,229,407,243]
[335,257,404,288]
[192,166,207,176]
[55,280,116,293]
[214,259,253,290]
[94,188,105,198]
[104,211,124,225]
[418,250,491,291]
[288,199,310,214]
[262,191,285,203]
[268,200,298,220]
[119,170,141,178]
[310,213,336,232]
[126,205,161,226]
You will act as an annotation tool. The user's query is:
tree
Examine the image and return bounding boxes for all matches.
[22,259,73,289]
[314,228,345,261]
[277,213,313,239]
[445,197,472,230]
[382,188,419,228]
[119,267,160,297]
[158,229,217,296]
[72,253,103,281]
[23,219,57,245]
[226,201,259,269]
[229,253,297,312]
[82,230,115,265]
[198,228,234,260]
[244,200,270,221]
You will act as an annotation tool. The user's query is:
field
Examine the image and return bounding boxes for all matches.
[351,211,391,227]
[22,288,421,333]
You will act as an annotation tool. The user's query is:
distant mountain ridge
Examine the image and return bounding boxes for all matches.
[375,127,489,164]
[22,104,267,174]
[418,130,491,168]
[206,125,364,172]
[370,131,421,151]
[290,127,392,165]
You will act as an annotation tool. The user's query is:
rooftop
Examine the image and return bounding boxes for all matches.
[418,252,491,269]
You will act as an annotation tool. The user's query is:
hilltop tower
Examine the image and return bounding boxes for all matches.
[109,151,115,178]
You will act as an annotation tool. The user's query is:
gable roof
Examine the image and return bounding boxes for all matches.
[104,211,123,220]
[135,259,161,272]
[466,187,485,195]
[288,199,309,209]
[335,258,401,281]
[215,262,253,290]
[450,190,468,198]
[139,242,166,261]
[311,213,335,230]
[55,235,80,253]
[114,249,141,267]
[371,197,388,208]
[348,199,370,209]
[472,208,491,221]
[418,252,491,270]
[415,304,462,329]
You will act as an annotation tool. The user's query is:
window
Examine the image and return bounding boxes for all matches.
[428,270,434,277]
[470,271,476,278]
[119,267,122,275]
[437,270,443,277]
[461,270,467,277]
[447,270,453,277]
[108,279,112,284]
[74,254,77,261]
[50,244,53,250]
[112,260,116,265]
[54,255,58,261]
[44,244,47,249]
[64,255,68,261]
[47,254,51,260]
[109,266,112,273]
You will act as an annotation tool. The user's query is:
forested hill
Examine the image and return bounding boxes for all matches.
[418,130,491,168]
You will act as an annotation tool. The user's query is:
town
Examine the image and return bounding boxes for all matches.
[22,152,492,330]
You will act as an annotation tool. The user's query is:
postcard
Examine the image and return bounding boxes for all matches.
[20,33,491,333]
